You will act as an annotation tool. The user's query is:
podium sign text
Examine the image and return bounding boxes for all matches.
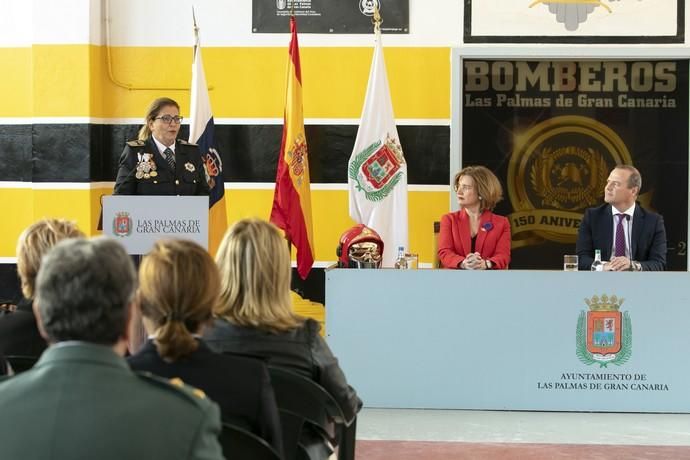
[103,196,209,254]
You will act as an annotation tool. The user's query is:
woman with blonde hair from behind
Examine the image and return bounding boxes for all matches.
[0,218,83,374]
[127,239,282,453]
[204,218,362,459]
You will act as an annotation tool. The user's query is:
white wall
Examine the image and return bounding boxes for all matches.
[0,0,463,46]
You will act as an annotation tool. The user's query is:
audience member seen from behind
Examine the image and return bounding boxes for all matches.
[576,164,666,271]
[128,239,283,454]
[204,218,363,457]
[438,166,511,269]
[0,219,83,375]
[0,237,224,460]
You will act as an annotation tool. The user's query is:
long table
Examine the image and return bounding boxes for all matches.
[325,269,690,412]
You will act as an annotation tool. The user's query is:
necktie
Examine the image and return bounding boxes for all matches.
[614,213,626,257]
[163,147,175,170]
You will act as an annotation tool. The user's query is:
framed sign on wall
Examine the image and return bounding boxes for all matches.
[253,0,409,33]
[464,0,684,43]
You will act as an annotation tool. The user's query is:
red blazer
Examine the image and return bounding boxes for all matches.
[438,209,511,269]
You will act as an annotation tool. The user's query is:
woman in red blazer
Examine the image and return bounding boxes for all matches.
[438,165,511,269]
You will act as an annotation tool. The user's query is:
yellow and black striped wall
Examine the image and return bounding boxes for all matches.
[0,0,459,301]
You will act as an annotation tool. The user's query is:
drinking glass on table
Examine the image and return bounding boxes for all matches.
[563,255,578,271]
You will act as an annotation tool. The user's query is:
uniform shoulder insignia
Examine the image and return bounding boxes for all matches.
[178,139,197,147]
[169,377,207,399]
[126,140,146,147]
[135,371,211,409]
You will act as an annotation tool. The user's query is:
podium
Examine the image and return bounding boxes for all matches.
[102,196,209,254]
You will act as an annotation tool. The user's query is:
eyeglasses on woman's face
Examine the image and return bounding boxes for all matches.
[155,115,184,125]
[454,183,474,193]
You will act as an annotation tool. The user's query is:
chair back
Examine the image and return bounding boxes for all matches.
[268,367,356,460]
[5,355,38,374]
[219,423,282,460]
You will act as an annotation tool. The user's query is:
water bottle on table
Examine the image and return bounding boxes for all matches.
[394,246,408,269]
[590,249,604,272]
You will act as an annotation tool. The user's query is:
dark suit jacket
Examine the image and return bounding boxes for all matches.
[576,203,667,271]
[437,209,511,269]
[203,318,362,422]
[113,137,210,196]
[128,339,283,454]
[0,342,223,460]
[0,298,46,374]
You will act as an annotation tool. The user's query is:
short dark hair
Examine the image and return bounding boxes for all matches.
[615,164,642,193]
[35,237,137,345]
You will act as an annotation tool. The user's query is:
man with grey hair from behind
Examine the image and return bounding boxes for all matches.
[0,237,224,460]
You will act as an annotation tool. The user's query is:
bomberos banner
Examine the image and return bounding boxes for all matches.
[461,59,688,270]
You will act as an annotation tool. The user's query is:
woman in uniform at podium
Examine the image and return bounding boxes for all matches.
[438,165,511,269]
[109,97,209,352]
[113,97,209,196]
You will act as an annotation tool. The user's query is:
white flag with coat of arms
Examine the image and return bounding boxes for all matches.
[348,28,408,267]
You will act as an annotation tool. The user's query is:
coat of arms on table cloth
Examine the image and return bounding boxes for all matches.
[576,294,632,368]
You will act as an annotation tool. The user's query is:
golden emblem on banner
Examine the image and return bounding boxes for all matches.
[508,115,632,247]
[530,147,608,210]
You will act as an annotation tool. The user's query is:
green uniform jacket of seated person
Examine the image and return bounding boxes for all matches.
[0,342,224,460]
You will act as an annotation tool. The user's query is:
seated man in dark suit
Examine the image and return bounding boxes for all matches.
[576,164,666,271]
[0,237,224,460]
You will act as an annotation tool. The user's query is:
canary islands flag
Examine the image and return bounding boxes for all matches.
[189,27,227,256]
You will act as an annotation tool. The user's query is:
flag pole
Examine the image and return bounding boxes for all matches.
[192,6,199,47]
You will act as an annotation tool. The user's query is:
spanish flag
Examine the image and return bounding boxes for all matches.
[270,16,314,280]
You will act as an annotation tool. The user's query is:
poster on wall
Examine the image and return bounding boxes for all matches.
[253,0,409,33]
[464,1,683,43]
[461,59,688,270]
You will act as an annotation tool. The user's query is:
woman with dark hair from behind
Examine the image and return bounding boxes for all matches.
[0,219,84,375]
[204,218,363,459]
[127,239,282,453]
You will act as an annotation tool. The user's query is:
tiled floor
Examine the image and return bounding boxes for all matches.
[355,441,690,459]
[354,409,690,459]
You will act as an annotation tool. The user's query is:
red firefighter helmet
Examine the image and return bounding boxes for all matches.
[336,224,384,268]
